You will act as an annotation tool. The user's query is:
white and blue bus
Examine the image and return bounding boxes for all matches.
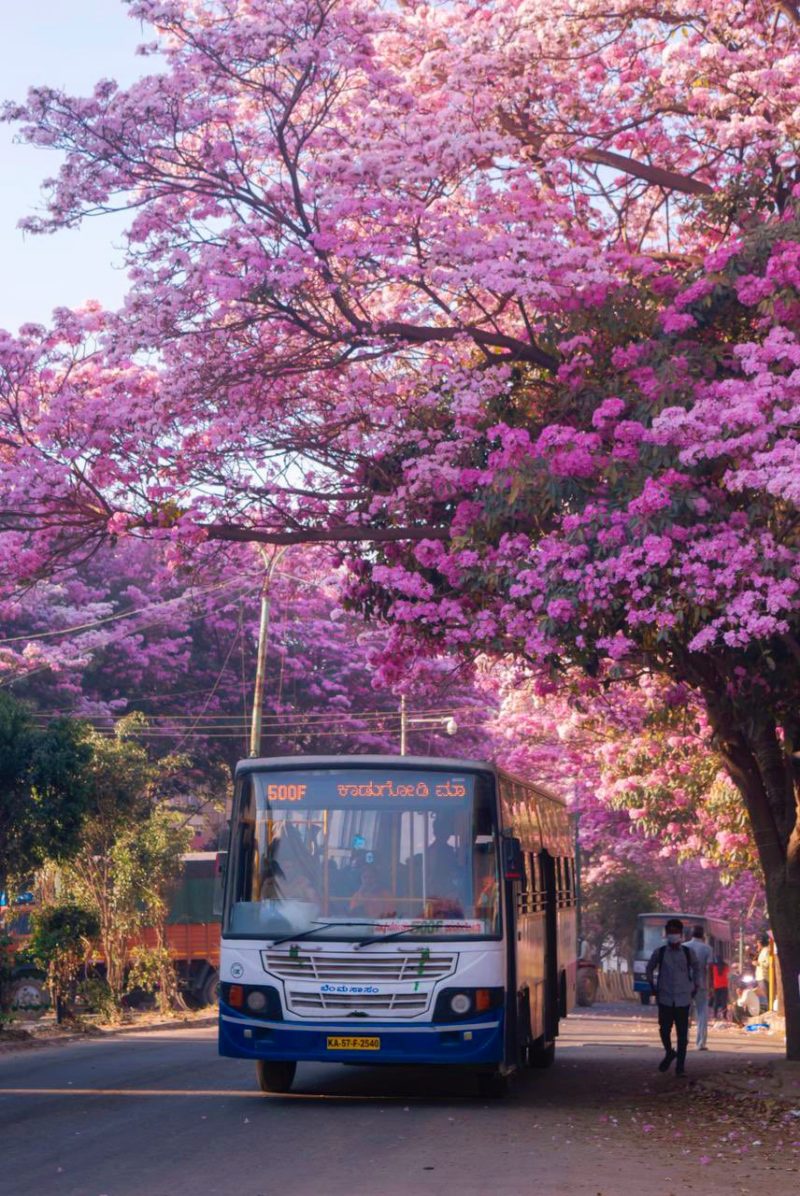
[632,912,733,1004]
[218,755,577,1095]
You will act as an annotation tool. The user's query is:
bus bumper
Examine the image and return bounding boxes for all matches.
[218,1007,504,1066]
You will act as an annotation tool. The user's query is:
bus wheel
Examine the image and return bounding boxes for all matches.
[639,992,651,1006]
[10,976,50,1018]
[476,1070,509,1099]
[256,1060,296,1094]
[529,1037,555,1069]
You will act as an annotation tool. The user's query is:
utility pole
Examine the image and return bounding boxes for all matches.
[399,696,457,756]
[400,694,407,757]
[249,546,288,758]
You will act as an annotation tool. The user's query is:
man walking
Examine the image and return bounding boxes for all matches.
[646,917,697,1076]
[686,924,713,1050]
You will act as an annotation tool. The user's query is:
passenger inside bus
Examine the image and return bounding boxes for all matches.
[474,841,499,927]
[423,816,466,918]
[348,862,397,919]
[260,822,320,904]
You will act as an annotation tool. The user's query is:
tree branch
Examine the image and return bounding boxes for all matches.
[203,523,449,546]
[498,112,714,198]
[581,148,714,197]
[376,322,559,370]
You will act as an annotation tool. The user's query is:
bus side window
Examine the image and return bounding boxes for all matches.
[520,852,530,913]
[566,858,575,907]
[556,858,566,909]
[233,778,256,903]
[533,853,543,912]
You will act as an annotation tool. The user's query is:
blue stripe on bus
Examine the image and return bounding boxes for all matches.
[218,1008,504,1065]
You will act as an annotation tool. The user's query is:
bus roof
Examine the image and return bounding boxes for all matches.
[638,912,731,927]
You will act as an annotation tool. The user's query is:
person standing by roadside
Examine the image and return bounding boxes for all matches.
[711,955,730,1021]
[686,924,713,1050]
[754,934,771,1007]
[646,917,697,1076]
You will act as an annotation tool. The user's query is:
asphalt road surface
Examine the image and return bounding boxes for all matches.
[0,1007,792,1196]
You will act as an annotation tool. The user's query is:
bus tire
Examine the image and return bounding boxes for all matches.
[256,1060,296,1094]
[639,992,651,1006]
[476,1070,509,1098]
[529,1036,555,1068]
[10,975,50,1017]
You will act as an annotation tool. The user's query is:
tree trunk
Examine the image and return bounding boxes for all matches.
[708,702,800,1059]
[101,926,127,1019]
[153,921,180,1014]
[764,873,800,1056]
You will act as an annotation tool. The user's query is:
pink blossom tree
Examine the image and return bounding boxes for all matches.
[1,535,493,776]
[1,0,799,1051]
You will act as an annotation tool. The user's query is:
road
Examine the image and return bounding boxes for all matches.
[0,1006,794,1196]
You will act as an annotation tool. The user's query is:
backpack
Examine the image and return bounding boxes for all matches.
[655,943,694,989]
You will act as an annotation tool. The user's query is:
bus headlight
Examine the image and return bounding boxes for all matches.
[434,987,503,1021]
[220,982,282,1020]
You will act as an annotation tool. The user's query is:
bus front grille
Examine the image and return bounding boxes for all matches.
[261,950,457,983]
[287,989,430,1016]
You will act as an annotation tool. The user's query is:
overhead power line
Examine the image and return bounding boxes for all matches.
[28,705,487,728]
[0,572,261,646]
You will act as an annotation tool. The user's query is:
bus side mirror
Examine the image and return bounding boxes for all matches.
[213,851,228,917]
[502,836,523,881]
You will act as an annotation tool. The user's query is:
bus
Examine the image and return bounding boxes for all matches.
[218,755,578,1096]
[632,912,733,1004]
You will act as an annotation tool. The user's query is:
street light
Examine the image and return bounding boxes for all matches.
[399,695,458,756]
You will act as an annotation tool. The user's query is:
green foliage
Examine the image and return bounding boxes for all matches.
[125,945,168,996]
[29,902,99,1019]
[134,807,193,920]
[0,692,93,899]
[61,725,192,1016]
[581,869,659,966]
[75,975,117,1020]
[29,903,99,967]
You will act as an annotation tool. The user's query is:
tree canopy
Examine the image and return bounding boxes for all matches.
[0,692,92,900]
[1,0,799,1053]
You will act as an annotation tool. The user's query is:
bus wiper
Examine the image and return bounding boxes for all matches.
[354,928,416,949]
[271,921,376,946]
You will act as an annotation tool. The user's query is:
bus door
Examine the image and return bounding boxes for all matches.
[540,850,559,1042]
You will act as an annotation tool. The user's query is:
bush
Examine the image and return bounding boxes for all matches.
[75,975,117,1020]
[126,945,180,1014]
[29,904,99,1023]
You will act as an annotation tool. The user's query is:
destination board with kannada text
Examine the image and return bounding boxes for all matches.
[253,769,477,809]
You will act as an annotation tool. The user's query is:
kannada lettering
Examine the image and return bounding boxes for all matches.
[335,779,467,799]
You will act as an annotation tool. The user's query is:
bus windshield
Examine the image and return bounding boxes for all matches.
[225,766,500,941]
[638,919,670,957]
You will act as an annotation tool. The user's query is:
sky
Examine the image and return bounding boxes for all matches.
[0,2,151,332]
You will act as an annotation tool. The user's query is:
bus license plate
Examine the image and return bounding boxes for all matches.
[326,1036,380,1051]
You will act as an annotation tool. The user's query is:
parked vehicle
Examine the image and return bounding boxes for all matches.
[631,912,732,1005]
[134,852,221,1007]
[2,853,221,1012]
